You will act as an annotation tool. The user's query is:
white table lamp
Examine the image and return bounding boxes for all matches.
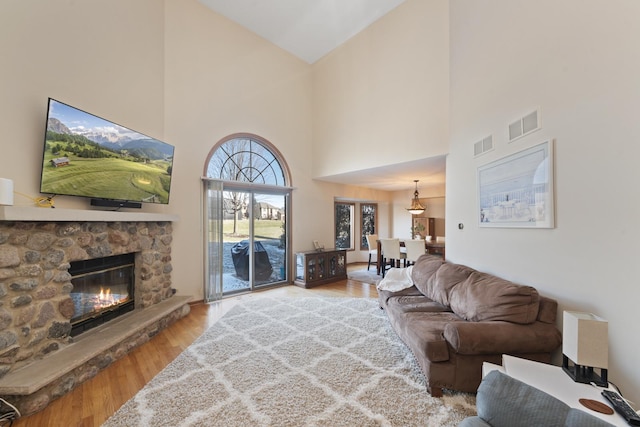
[0,178,14,206]
[562,310,608,387]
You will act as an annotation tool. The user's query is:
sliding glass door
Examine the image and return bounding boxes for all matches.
[222,189,252,294]
[206,183,289,300]
[252,192,287,289]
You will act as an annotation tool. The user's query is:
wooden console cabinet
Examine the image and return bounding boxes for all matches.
[294,249,347,288]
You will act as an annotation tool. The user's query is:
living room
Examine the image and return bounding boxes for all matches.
[1,0,639,423]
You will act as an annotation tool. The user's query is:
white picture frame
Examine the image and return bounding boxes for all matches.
[478,140,554,228]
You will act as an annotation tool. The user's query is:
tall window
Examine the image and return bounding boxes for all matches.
[203,134,291,301]
[335,202,355,250]
[360,203,377,249]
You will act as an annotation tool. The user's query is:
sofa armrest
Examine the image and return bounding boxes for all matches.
[458,417,491,427]
[444,321,561,355]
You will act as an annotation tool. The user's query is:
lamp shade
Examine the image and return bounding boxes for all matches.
[562,311,608,369]
[0,178,13,206]
[406,179,425,215]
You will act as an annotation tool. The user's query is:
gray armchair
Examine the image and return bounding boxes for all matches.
[459,371,614,427]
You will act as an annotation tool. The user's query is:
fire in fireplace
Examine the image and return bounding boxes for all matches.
[69,253,136,336]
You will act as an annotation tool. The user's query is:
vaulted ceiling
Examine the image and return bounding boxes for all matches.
[199,0,408,64]
[198,0,445,193]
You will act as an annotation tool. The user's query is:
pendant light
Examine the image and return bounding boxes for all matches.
[406,180,425,215]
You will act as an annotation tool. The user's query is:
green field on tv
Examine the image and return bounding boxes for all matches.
[41,151,172,204]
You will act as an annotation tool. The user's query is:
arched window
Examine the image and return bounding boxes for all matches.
[203,134,292,301]
[206,135,288,186]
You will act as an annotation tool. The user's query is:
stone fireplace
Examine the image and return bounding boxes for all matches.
[0,206,189,416]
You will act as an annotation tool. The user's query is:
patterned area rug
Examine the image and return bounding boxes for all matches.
[103,297,476,426]
[347,268,382,285]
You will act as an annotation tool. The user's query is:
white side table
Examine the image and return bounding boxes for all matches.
[484,355,631,426]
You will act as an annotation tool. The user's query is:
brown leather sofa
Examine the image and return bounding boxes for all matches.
[378,254,562,397]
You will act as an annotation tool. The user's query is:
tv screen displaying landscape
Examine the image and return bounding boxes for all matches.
[40,98,174,204]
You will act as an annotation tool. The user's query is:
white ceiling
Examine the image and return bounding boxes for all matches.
[198,0,408,64]
[198,0,445,193]
[316,156,447,192]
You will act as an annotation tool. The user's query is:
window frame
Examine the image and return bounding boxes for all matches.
[360,203,378,250]
[334,201,355,251]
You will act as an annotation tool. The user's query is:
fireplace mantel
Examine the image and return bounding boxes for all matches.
[0,206,179,222]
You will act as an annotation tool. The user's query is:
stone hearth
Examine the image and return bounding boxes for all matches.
[0,207,189,416]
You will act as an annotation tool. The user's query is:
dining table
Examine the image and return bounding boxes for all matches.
[376,239,445,275]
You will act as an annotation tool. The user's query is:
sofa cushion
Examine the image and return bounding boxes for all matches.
[426,262,476,307]
[458,416,492,427]
[386,295,451,314]
[411,254,445,297]
[449,272,540,324]
[537,295,558,324]
[378,285,424,310]
[444,320,562,355]
[387,310,463,362]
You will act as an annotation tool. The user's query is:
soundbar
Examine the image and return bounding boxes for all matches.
[90,198,142,209]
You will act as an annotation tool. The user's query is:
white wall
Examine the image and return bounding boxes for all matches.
[162,0,316,300]
[311,0,450,178]
[0,0,386,304]
[0,0,166,208]
[162,0,397,297]
[448,0,640,404]
[310,0,450,262]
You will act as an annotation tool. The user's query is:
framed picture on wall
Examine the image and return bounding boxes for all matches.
[478,140,554,228]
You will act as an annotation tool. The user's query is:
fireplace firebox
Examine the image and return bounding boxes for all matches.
[69,253,136,336]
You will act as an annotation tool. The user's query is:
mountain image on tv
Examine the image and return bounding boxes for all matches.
[40,99,174,204]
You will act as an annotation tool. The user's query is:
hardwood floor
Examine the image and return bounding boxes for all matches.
[13,266,378,427]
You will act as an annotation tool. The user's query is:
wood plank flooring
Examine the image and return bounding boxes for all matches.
[13,266,378,427]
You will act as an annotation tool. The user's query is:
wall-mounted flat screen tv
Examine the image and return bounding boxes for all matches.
[40,98,174,206]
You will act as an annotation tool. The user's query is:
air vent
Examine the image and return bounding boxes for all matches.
[508,109,540,142]
[474,135,494,157]
[522,110,538,134]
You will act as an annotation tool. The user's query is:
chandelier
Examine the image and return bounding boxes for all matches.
[406,180,425,215]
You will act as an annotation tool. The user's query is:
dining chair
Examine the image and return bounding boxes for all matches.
[404,239,426,266]
[436,236,445,243]
[365,234,378,271]
[379,238,406,277]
